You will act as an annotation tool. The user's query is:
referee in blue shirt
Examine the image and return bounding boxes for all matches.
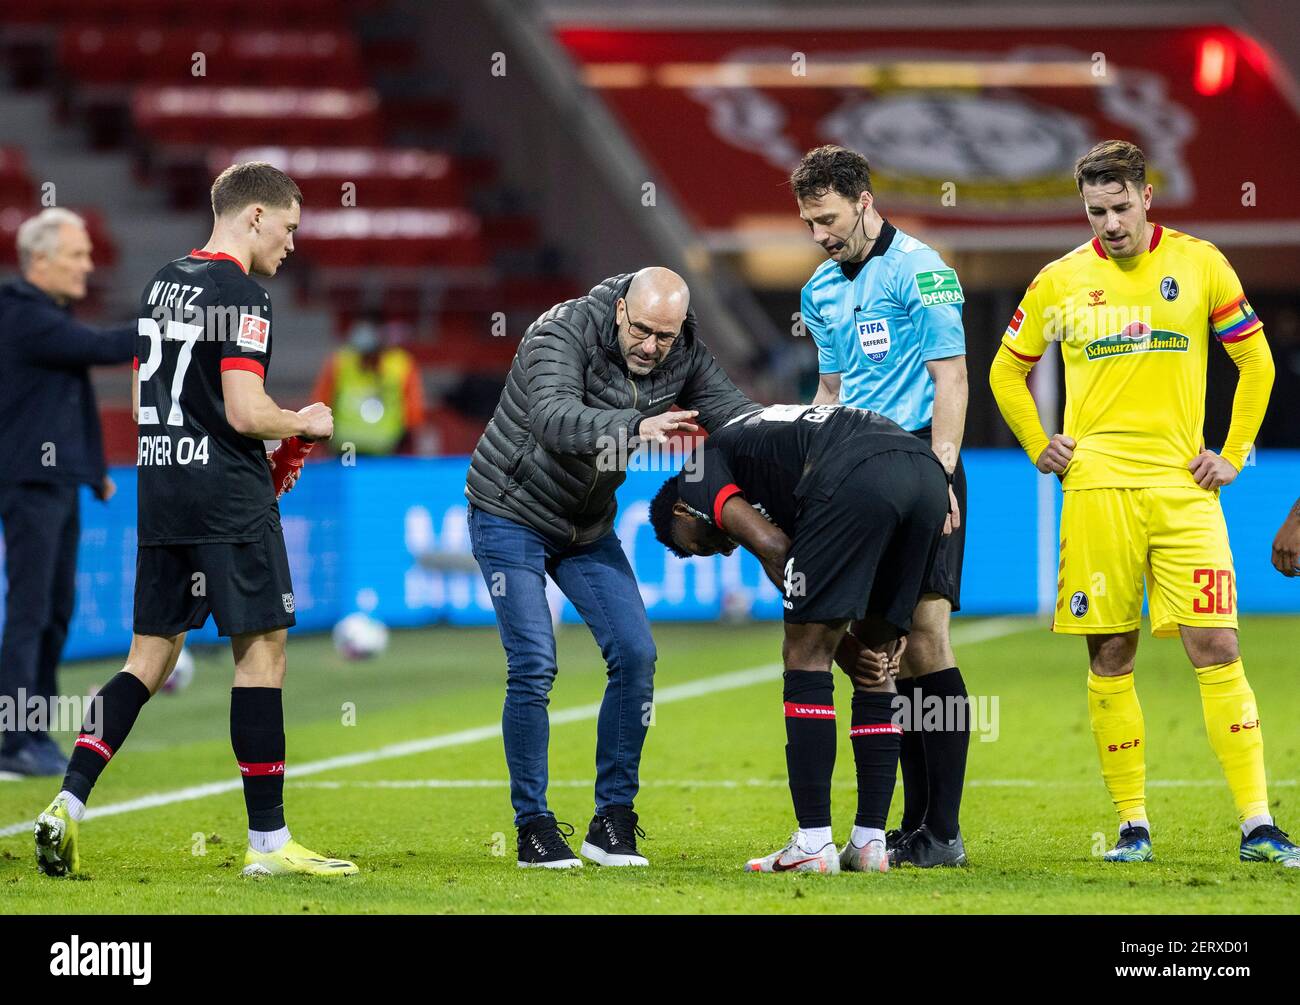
[793,145,970,867]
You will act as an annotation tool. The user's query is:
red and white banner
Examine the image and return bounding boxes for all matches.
[557,25,1300,247]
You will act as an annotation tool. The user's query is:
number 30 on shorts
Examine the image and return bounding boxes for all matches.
[1192,569,1235,615]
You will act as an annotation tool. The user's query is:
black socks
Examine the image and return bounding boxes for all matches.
[62,671,152,803]
[783,671,836,829]
[850,691,902,830]
[898,715,928,832]
[230,687,287,832]
[914,667,971,841]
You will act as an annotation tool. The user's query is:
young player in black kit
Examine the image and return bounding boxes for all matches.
[35,163,355,878]
[650,403,952,873]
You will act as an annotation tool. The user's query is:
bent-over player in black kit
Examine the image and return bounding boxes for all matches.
[650,403,952,873]
[35,163,356,878]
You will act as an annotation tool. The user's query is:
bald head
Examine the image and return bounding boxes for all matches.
[626,266,689,316]
[616,267,691,375]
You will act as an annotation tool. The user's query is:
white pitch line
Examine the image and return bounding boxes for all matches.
[287,778,1299,790]
[0,618,1027,839]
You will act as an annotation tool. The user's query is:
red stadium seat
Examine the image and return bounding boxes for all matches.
[59,28,366,88]
[293,208,487,268]
[207,147,468,208]
[2,0,352,29]
[131,87,383,147]
[0,148,35,206]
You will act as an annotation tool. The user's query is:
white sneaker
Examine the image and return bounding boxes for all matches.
[745,834,839,874]
[840,838,889,873]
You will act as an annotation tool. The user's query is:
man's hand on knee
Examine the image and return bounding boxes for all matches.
[836,632,905,689]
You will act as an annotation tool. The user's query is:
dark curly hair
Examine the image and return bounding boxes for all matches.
[790,145,873,203]
[649,477,690,558]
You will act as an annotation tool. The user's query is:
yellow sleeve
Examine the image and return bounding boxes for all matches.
[999,267,1053,361]
[1219,331,1274,471]
[1203,246,1271,470]
[990,345,1050,465]
[989,269,1054,464]
[1206,249,1264,345]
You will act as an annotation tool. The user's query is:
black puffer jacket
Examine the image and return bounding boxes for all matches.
[465,273,757,546]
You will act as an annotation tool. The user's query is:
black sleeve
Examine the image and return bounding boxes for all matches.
[524,321,641,454]
[217,272,273,380]
[677,436,743,528]
[676,339,758,432]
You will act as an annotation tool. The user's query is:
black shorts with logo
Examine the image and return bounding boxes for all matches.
[133,517,296,637]
[783,449,949,631]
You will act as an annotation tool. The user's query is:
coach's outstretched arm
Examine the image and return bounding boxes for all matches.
[989,345,1074,476]
[1189,332,1274,490]
[23,316,134,368]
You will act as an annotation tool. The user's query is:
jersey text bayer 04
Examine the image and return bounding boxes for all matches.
[135,251,277,545]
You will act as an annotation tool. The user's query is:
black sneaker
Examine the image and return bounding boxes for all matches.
[885,827,914,854]
[1103,824,1153,862]
[580,806,648,866]
[890,824,967,867]
[517,817,582,869]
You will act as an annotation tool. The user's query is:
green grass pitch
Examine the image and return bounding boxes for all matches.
[1,617,1296,914]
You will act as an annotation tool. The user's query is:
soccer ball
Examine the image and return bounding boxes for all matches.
[332,612,389,661]
[720,587,755,623]
[163,647,195,694]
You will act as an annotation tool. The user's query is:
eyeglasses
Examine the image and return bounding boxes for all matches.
[625,311,681,349]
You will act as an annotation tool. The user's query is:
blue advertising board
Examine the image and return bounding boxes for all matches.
[1,450,1295,661]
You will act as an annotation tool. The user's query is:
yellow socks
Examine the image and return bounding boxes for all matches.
[1087,671,1148,825]
[1196,659,1269,823]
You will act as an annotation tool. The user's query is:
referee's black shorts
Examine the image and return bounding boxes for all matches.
[912,426,965,611]
[783,449,949,632]
[133,516,297,638]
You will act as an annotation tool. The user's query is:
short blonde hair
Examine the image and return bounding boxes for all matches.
[211,162,302,218]
[16,207,86,271]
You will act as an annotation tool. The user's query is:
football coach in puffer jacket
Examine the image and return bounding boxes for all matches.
[466,267,758,868]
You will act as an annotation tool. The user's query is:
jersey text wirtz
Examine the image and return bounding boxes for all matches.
[145,283,264,342]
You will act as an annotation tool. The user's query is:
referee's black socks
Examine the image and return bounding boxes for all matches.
[849,691,902,829]
[915,666,971,841]
[62,671,153,804]
[898,712,929,832]
[231,686,288,834]
[782,671,837,830]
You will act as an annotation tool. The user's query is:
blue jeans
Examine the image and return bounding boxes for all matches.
[468,505,657,826]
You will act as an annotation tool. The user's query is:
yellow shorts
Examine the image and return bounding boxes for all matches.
[1053,487,1237,638]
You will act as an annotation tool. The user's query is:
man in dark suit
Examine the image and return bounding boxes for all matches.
[0,208,133,776]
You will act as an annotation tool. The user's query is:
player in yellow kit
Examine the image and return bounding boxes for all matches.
[989,140,1299,867]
